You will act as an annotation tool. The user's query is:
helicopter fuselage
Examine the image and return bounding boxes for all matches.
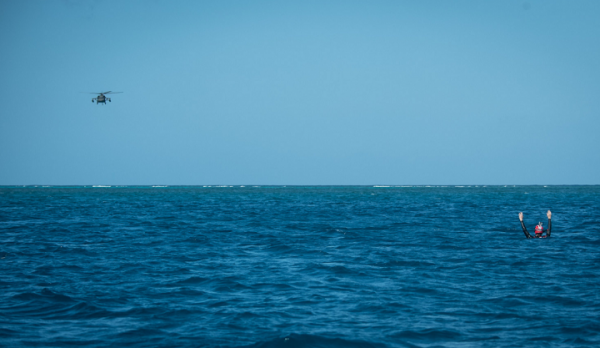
[91,91,121,104]
[92,94,111,104]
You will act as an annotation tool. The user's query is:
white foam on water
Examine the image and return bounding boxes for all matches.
[373,186,390,187]
[93,185,111,188]
[152,186,168,187]
[240,186,245,187]
[455,186,465,187]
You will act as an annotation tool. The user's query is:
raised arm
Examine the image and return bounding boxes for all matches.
[519,212,533,239]
[546,210,552,237]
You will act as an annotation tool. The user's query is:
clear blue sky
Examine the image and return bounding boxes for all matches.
[1,0,599,185]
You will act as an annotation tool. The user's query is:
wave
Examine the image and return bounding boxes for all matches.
[389,328,462,340]
[240,334,388,348]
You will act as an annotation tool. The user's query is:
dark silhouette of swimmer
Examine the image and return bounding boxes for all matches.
[519,210,552,239]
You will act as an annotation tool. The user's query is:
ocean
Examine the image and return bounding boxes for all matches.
[1,185,599,347]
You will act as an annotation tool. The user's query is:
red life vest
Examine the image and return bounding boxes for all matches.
[535,223,544,234]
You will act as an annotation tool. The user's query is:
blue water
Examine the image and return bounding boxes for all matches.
[1,186,599,347]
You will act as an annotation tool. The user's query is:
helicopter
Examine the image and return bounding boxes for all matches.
[91,91,123,104]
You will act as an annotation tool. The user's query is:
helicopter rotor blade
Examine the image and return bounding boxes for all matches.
[104,92,123,94]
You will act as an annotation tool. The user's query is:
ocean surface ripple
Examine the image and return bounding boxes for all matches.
[1,186,599,347]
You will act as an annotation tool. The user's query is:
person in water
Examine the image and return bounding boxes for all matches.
[519,210,552,238]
